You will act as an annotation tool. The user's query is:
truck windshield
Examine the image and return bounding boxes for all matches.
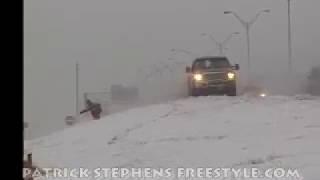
[193,58,230,70]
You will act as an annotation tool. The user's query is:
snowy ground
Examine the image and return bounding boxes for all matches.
[25,95,320,180]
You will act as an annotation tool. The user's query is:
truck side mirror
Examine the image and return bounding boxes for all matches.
[233,64,240,70]
[186,66,191,73]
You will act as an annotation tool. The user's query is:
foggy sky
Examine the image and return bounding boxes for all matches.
[24,0,320,139]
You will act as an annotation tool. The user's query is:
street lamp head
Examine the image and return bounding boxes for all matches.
[224,11,232,14]
[233,32,240,35]
[201,33,207,36]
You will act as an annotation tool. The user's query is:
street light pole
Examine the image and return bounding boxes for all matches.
[217,43,224,56]
[171,48,199,66]
[171,48,196,57]
[224,10,270,84]
[75,61,79,122]
[287,0,293,75]
[201,32,240,56]
[245,24,251,76]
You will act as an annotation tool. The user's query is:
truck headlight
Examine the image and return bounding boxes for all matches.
[193,73,203,81]
[260,93,267,97]
[227,72,235,80]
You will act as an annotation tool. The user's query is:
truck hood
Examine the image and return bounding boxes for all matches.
[196,67,233,73]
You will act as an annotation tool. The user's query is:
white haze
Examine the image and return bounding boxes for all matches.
[24,0,320,139]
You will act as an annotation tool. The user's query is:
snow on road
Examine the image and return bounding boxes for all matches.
[25,95,320,180]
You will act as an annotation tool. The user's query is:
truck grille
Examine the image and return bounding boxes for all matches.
[204,73,227,81]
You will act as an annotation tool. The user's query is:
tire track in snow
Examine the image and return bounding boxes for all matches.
[108,97,246,146]
[133,135,227,145]
[232,153,294,167]
[107,103,181,146]
[108,96,274,167]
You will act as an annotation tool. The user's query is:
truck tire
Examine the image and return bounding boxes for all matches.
[190,88,199,97]
[227,85,237,96]
[188,87,193,96]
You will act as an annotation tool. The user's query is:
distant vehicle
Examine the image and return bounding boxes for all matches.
[110,84,139,103]
[186,56,239,96]
[307,65,320,95]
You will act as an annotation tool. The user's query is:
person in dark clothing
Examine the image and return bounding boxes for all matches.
[80,99,102,120]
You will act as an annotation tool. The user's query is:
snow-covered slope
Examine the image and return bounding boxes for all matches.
[25,95,320,180]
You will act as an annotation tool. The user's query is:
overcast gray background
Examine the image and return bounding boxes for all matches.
[24,0,320,140]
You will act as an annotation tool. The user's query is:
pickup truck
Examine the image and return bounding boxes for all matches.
[186,56,239,96]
